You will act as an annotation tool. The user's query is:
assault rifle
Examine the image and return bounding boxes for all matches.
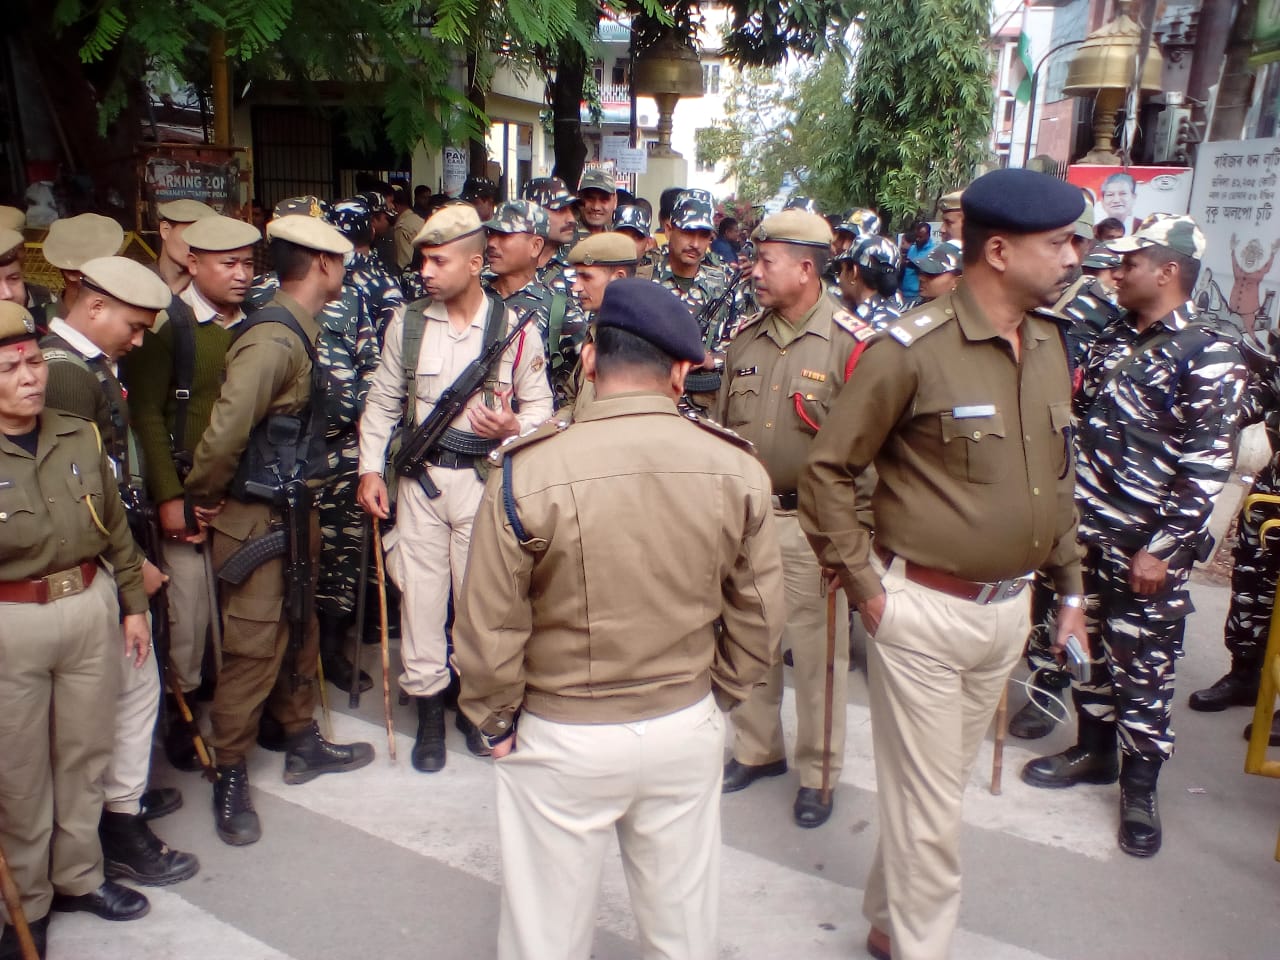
[393,310,536,499]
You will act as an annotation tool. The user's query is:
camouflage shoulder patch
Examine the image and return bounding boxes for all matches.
[683,410,755,454]
[832,309,877,343]
[883,309,952,347]
[488,417,571,464]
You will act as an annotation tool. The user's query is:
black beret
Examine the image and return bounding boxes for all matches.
[596,278,706,364]
[961,168,1085,233]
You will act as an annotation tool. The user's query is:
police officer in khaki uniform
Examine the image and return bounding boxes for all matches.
[153,199,218,294]
[938,189,965,243]
[567,232,638,315]
[357,205,553,773]
[714,209,860,828]
[0,302,152,959]
[0,226,54,321]
[456,279,785,960]
[186,214,375,847]
[39,256,200,888]
[42,214,125,321]
[799,168,1088,960]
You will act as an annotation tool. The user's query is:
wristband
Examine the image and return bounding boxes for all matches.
[1060,594,1085,609]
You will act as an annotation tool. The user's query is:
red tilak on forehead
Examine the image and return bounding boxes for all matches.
[14,345,24,356]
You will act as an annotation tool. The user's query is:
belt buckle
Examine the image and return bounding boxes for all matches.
[45,566,85,601]
[976,577,1026,605]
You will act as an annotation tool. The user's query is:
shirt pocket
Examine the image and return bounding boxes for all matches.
[725,375,761,429]
[788,376,832,434]
[415,355,446,402]
[0,481,41,552]
[66,462,107,526]
[940,410,1008,484]
[1048,401,1074,479]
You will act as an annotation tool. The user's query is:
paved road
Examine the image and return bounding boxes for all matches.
[38,566,1280,960]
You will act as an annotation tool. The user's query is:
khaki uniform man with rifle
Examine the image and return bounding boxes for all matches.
[357,205,553,773]
[186,215,374,847]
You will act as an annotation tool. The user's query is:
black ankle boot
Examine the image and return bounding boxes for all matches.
[283,720,375,785]
[319,612,373,693]
[1189,661,1260,712]
[413,694,447,773]
[1008,671,1070,740]
[162,695,201,772]
[1118,754,1162,857]
[0,914,47,960]
[1021,714,1119,788]
[455,710,491,757]
[100,810,200,886]
[213,762,261,846]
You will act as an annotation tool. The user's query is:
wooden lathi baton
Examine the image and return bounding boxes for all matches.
[821,586,837,806]
[0,839,39,960]
[373,522,396,762]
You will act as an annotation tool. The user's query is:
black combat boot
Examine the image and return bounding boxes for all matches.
[319,611,372,693]
[1021,713,1119,788]
[454,710,491,757]
[213,762,261,846]
[1189,660,1260,711]
[162,694,201,772]
[413,694,447,772]
[283,721,375,785]
[1118,754,1163,857]
[1243,709,1280,746]
[1008,671,1070,740]
[0,914,48,960]
[100,810,200,886]
[51,880,149,921]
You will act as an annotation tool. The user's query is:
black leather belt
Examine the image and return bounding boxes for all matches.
[772,490,799,511]
[424,448,476,469]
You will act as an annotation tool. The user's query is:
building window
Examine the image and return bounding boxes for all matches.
[702,63,721,94]
[613,59,629,86]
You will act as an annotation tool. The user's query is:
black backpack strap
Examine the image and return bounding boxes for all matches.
[166,296,198,463]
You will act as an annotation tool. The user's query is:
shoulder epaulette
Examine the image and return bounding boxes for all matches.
[734,311,766,335]
[683,410,755,454]
[882,307,953,347]
[488,417,571,464]
[832,309,878,343]
[41,347,78,363]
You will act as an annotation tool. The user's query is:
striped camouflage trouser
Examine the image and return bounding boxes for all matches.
[1072,540,1194,761]
[316,434,362,619]
[1222,455,1280,669]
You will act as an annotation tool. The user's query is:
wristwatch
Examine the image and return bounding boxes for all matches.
[1060,594,1085,609]
[480,715,518,750]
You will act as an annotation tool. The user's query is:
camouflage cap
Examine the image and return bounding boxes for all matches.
[43,214,125,270]
[0,206,24,232]
[483,200,550,238]
[1081,246,1122,270]
[578,169,617,195]
[355,190,390,216]
[1073,196,1095,240]
[330,198,373,239]
[939,190,965,214]
[80,256,172,311]
[0,227,22,258]
[752,209,833,249]
[266,214,353,255]
[835,208,881,239]
[414,204,485,248]
[156,199,217,224]
[670,191,715,232]
[842,236,902,272]
[612,204,652,237]
[567,232,638,266]
[461,177,499,201]
[273,196,330,220]
[784,196,820,215]
[0,301,38,347]
[522,177,577,210]
[912,241,962,275]
[183,215,261,252]
[1107,214,1207,261]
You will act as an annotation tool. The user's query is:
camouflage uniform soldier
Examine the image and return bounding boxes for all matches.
[613,204,659,281]
[656,193,731,337]
[1022,217,1248,858]
[834,236,903,330]
[831,207,881,257]
[342,193,405,343]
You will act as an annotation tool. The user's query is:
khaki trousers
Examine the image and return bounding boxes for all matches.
[0,571,120,920]
[103,624,161,814]
[209,499,320,766]
[160,538,213,694]
[731,510,849,788]
[384,467,484,698]
[495,695,725,960]
[861,556,1029,960]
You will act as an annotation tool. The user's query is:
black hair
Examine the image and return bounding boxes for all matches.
[616,188,636,206]
[961,220,997,268]
[718,217,738,237]
[594,325,676,381]
[270,238,318,282]
[659,187,683,221]
[634,197,654,218]
[1140,243,1201,296]
[616,263,637,279]
[1095,217,1125,236]
[414,184,431,199]
[782,243,831,278]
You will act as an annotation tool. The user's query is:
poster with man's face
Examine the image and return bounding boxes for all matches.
[1066,165,1194,237]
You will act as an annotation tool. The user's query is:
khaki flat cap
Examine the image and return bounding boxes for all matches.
[0,227,22,258]
[80,256,172,311]
[184,215,261,252]
[0,301,38,347]
[157,199,218,224]
[43,214,125,270]
[0,206,25,232]
[414,205,484,248]
[751,209,833,248]
[568,232,638,266]
[939,190,965,213]
[266,215,353,255]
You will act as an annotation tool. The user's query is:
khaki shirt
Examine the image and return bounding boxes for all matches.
[0,411,147,613]
[715,294,860,493]
[358,296,554,476]
[186,291,320,506]
[800,281,1083,603]
[455,393,785,737]
[393,211,425,271]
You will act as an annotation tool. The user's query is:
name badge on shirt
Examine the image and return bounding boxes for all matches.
[952,404,997,419]
[735,365,758,377]
[801,369,827,383]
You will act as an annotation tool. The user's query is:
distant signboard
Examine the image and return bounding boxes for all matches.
[142,153,240,223]
[615,148,648,175]
[443,146,468,196]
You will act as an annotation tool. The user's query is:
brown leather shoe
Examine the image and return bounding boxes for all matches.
[866,926,891,960]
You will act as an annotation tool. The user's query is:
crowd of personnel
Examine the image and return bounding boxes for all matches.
[0,160,1275,960]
